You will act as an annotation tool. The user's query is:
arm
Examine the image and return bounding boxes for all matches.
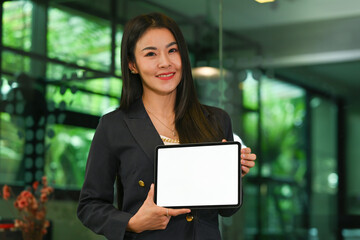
[77,118,131,240]
[217,110,256,217]
[77,118,190,238]
[126,184,190,233]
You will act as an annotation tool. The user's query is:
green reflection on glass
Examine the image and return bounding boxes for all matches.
[0,112,25,183]
[45,124,95,189]
[25,157,33,169]
[25,144,34,155]
[47,114,56,124]
[15,102,25,114]
[26,130,34,141]
[57,113,66,124]
[38,116,45,126]
[47,7,112,71]
[46,84,120,116]
[5,104,14,114]
[24,171,33,182]
[16,91,23,101]
[243,70,259,110]
[260,78,306,180]
[47,129,55,138]
[48,101,55,111]
[3,1,32,51]
[25,116,34,127]
[35,170,43,180]
[36,129,45,140]
[36,143,44,154]
[35,157,44,168]
[1,52,31,75]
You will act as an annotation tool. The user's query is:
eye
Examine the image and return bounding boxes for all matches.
[169,48,178,53]
[145,52,156,57]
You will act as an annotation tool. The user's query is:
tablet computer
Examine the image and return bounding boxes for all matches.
[154,141,242,209]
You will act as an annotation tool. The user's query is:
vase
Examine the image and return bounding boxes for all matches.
[21,230,44,240]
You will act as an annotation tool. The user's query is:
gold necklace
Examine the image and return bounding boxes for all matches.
[161,136,180,143]
[145,108,176,137]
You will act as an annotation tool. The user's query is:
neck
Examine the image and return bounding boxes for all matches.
[142,92,176,117]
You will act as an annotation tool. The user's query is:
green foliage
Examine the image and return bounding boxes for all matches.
[2,51,31,75]
[46,83,120,116]
[0,113,25,184]
[242,72,259,110]
[45,124,94,188]
[1,3,123,189]
[3,1,32,51]
[260,78,306,181]
[47,7,112,71]
[242,75,307,233]
[242,112,259,176]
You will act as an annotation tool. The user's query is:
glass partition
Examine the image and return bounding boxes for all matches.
[309,95,338,240]
[45,124,94,189]
[1,0,357,240]
[1,0,122,190]
[48,7,112,72]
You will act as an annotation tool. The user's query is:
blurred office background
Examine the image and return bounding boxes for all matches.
[0,0,359,239]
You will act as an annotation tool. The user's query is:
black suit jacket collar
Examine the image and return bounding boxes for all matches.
[123,98,214,164]
[123,98,163,164]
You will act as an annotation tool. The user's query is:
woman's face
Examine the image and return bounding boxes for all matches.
[129,28,182,97]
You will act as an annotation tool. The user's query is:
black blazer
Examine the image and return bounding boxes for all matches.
[77,99,239,240]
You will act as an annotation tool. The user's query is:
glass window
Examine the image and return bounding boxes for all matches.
[243,71,259,111]
[2,51,31,75]
[45,124,94,189]
[261,78,306,178]
[115,29,123,76]
[46,84,120,116]
[66,77,122,97]
[242,112,259,176]
[2,1,32,51]
[46,62,83,81]
[47,7,112,72]
[310,96,338,240]
[0,112,25,184]
[346,106,360,215]
[46,63,122,97]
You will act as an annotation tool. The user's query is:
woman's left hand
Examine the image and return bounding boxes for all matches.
[240,147,256,177]
[222,139,256,177]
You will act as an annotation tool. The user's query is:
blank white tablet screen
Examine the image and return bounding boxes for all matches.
[156,143,239,207]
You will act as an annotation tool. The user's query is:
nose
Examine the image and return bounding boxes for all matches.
[158,53,171,68]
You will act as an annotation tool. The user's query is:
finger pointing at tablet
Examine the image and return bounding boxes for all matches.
[127,184,190,233]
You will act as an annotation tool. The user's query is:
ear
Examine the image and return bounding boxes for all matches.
[128,61,138,74]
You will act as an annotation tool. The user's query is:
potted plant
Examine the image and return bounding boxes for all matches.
[1,176,53,240]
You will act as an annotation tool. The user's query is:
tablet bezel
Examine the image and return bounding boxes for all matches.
[154,141,242,209]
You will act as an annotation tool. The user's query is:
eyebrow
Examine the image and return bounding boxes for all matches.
[141,41,178,51]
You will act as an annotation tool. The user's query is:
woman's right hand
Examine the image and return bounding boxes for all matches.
[126,184,191,233]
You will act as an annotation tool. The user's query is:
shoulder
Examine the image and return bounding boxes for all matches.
[202,104,231,122]
[97,99,144,130]
[202,104,233,140]
[94,107,133,137]
[100,108,126,125]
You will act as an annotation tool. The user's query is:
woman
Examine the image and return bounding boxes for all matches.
[77,12,256,240]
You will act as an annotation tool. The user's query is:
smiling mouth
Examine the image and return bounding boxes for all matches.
[156,72,175,80]
[157,73,175,78]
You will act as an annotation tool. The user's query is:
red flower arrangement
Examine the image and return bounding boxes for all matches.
[1,176,53,240]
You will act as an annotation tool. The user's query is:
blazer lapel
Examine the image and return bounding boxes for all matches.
[124,99,163,164]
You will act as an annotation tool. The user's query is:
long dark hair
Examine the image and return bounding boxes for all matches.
[120,13,223,143]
